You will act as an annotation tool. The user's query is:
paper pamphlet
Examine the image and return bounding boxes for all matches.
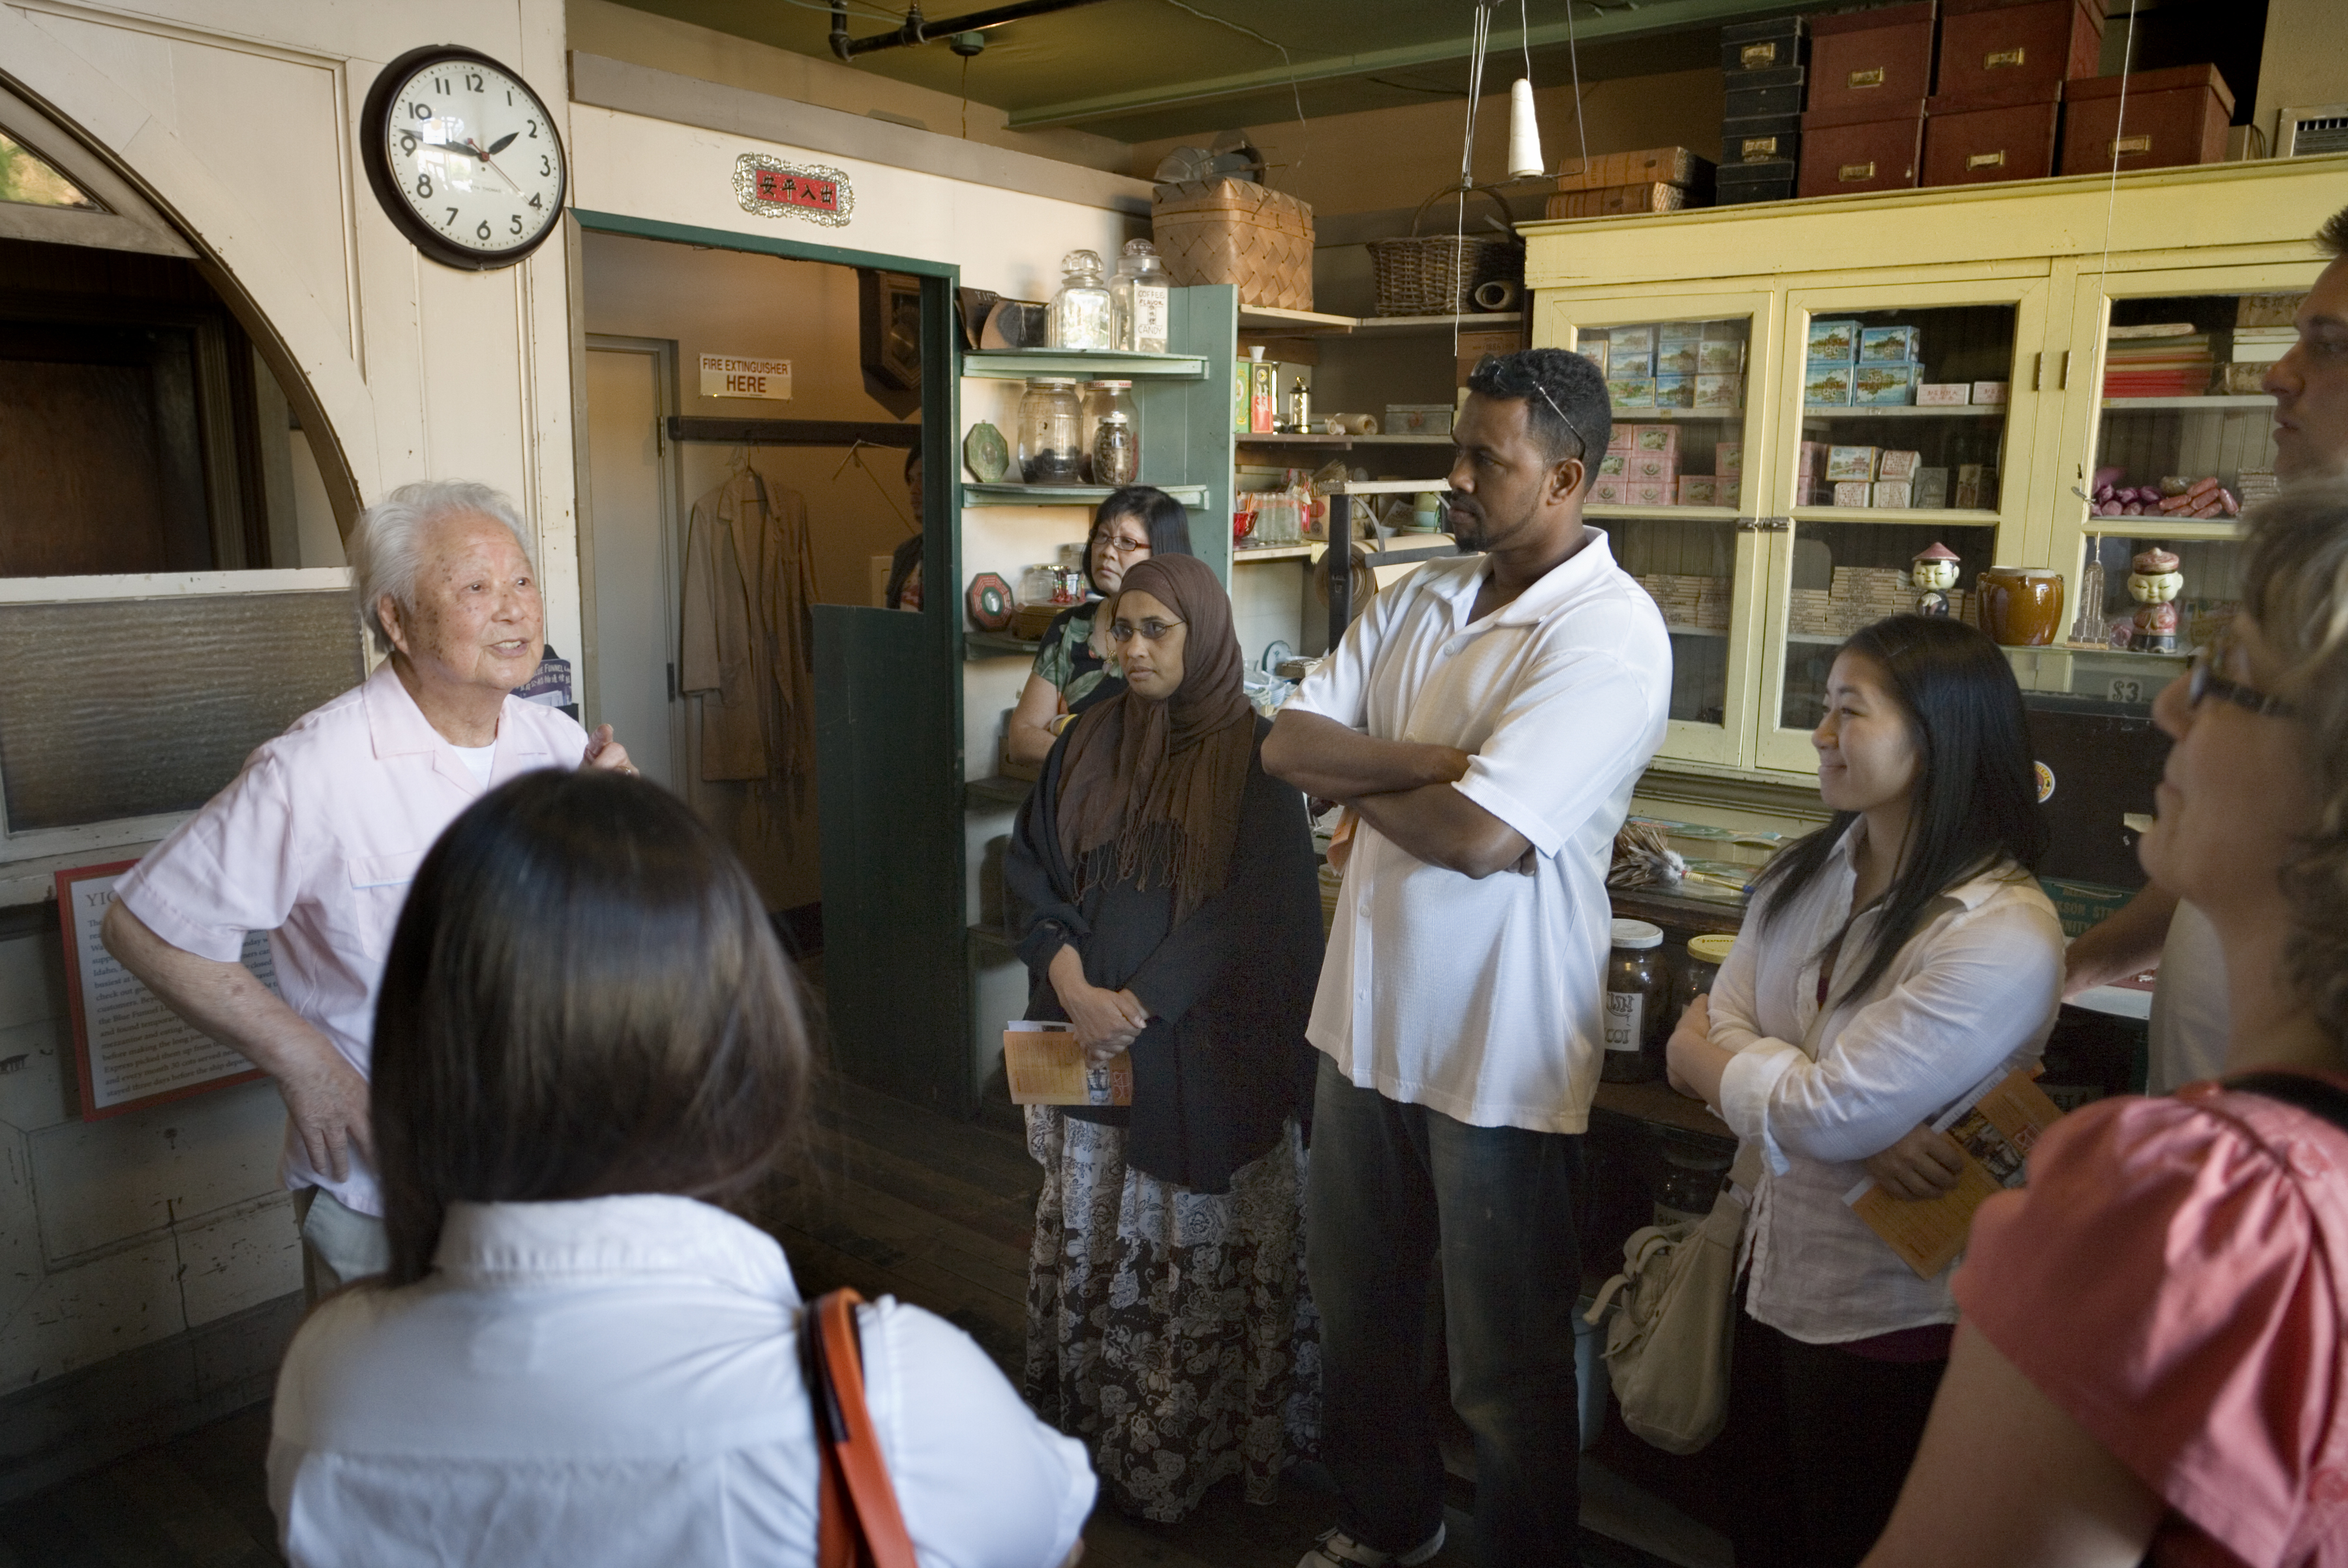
[1003,1021,1132,1106]
[1843,1066,2066,1280]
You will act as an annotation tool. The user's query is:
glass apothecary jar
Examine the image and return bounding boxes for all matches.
[1047,249,1113,351]
[1017,378,1084,485]
[1109,239,1170,354]
[1089,380,1141,488]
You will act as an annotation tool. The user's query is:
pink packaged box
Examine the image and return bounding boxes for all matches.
[1972,380,2009,405]
[1878,449,1922,480]
[1627,480,1672,505]
[1872,480,1912,509]
[1917,382,1971,406]
[1630,424,1681,456]
[1715,440,1743,477]
[1832,480,1874,507]
[1795,440,1827,478]
[1630,451,1679,482]
[1677,475,1719,505]
[1589,477,1626,505]
[1608,423,1635,452]
[1597,452,1629,477]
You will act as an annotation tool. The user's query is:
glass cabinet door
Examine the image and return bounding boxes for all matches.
[1755,278,2049,772]
[1546,291,1779,768]
[2030,260,2322,718]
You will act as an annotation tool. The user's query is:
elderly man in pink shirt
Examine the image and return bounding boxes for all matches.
[101,479,633,1289]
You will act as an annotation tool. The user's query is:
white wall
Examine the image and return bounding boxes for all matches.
[0,0,579,1458]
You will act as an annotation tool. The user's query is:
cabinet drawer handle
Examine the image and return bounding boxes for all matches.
[2110,135,2152,156]
[1848,67,1885,89]
[1985,47,2025,68]
[1741,136,1781,161]
[1839,161,1878,182]
[1966,150,2008,170]
[1740,42,1778,68]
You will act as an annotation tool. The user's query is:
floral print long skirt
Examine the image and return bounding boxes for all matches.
[1024,1106,1321,1522]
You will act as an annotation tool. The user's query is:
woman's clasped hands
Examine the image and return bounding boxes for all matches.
[1048,944,1150,1063]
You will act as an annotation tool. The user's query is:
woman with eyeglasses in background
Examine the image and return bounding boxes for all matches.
[1003,553,1325,1523]
[1859,480,2348,1568]
[1003,485,1193,768]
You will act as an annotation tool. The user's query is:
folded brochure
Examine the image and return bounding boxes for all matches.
[1004,1021,1132,1107]
[1843,1066,2066,1280]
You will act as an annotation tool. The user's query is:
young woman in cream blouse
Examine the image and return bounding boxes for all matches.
[1665,614,2065,1568]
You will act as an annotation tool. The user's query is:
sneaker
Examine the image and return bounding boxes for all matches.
[1296,1522,1446,1568]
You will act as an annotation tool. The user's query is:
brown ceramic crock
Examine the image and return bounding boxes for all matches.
[1976,565,2066,646]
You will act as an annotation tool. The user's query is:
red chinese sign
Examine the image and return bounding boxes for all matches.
[734,155,855,228]
[753,168,837,211]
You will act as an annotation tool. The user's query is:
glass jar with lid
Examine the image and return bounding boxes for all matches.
[1602,918,1670,1083]
[1683,933,1736,999]
[1089,380,1141,488]
[1109,238,1171,354]
[1047,249,1113,351]
[1017,378,1084,485]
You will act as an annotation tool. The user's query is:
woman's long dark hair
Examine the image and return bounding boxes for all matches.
[1087,485,1193,590]
[1749,614,2049,1007]
[370,770,812,1285]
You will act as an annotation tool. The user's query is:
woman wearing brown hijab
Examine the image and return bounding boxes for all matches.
[1004,553,1325,1523]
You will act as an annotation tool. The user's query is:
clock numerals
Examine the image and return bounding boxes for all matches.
[370,48,563,267]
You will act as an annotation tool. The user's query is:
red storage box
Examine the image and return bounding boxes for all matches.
[1809,3,1938,116]
[1936,0,2101,104]
[1923,91,2062,185]
[2059,66,2235,175]
[1799,103,1927,196]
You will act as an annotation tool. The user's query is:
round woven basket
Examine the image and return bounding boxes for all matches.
[1366,186,1524,317]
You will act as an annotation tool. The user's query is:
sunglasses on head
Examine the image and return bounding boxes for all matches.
[1472,355,1589,460]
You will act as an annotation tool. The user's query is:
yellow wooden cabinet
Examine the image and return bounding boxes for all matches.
[1524,155,2348,785]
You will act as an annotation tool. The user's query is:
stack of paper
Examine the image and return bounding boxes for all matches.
[2103,324,2212,399]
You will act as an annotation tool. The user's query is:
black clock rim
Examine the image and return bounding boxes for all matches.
[361,43,567,273]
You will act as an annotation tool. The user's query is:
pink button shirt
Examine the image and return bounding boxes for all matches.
[115,661,588,1216]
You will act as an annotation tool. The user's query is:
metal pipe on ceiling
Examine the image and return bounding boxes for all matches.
[829,0,1111,61]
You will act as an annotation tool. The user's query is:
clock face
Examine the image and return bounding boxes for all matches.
[363,47,565,269]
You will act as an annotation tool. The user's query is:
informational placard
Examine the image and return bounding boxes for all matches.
[57,861,273,1120]
[700,353,792,400]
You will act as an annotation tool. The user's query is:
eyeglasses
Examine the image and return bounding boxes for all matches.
[1472,355,1589,460]
[2188,639,2295,719]
[1107,617,1184,644]
[1091,532,1150,559]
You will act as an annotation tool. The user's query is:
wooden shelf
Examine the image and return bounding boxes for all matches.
[1235,544,1319,562]
[1237,432,1458,446]
[1789,506,2004,526]
[964,631,1042,660]
[962,483,1209,507]
[1588,505,1740,521]
[1664,624,1730,638]
[2079,516,2242,541]
[1239,305,1356,333]
[1800,404,2006,419]
[2100,394,2273,410]
[961,349,1207,379]
[1352,311,1522,333]
[1608,406,1745,421]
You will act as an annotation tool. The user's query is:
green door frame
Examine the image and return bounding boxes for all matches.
[571,208,973,1113]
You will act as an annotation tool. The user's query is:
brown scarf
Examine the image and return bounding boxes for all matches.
[1055,554,1255,919]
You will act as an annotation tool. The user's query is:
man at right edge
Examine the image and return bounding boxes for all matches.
[1266,348,1672,1567]
[2064,204,2348,1087]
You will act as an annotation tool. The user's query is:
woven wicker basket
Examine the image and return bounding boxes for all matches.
[1151,177,1315,311]
[1366,186,1524,317]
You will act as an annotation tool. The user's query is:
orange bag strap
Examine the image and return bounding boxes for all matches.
[803,1288,920,1568]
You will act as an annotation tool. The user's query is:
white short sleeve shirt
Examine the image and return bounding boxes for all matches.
[113,661,588,1215]
[268,1196,1096,1568]
[1284,536,1672,1133]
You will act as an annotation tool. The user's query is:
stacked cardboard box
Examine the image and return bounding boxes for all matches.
[1719,16,1806,205]
[1789,567,1968,637]
[1543,147,1714,220]
[1636,573,1734,631]
[1800,3,1933,199]
[1922,0,2100,188]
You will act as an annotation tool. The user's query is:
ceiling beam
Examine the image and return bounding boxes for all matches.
[1004,0,1799,128]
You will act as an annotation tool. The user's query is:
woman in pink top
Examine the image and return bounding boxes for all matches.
[1861,479,2348,1568]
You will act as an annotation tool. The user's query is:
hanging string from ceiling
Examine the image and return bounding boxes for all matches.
[2073,0,2143,497]
[1454,1,1496,355]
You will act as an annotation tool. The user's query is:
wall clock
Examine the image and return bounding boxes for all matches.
[361,45,566,271]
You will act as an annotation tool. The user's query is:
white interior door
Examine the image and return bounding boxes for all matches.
[582,338,682,791]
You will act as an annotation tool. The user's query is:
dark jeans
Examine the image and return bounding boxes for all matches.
[1720,1307,1949,1568]
[1306,1055,1585,1566]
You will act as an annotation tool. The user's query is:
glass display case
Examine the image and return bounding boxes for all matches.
[1561,297,1778,768]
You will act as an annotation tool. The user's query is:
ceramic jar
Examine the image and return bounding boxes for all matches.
[1975,565,2066,646]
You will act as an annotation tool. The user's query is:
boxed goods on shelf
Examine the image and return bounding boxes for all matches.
[1972,380,2009,404]
[1546,183,1696,219]
[1655,374,1694,408]
[1800,102,1927,196]
[1923,91,2063,186]
[1721,13,1807,74]
[1151,177,1315,310]
[1552,147,1715,191]
[1914,467,1950,507]
[1807,363,1857,404]
[1919,381,1973,404]
[1935,0,2101,103]
[1828,445,1880,481]
[1635,573,1733,630]
[1810,318,1863,360]
[1694,374,1743,408]
[2103,325,2212,398]
[1855,363,1920,404]
[2060,67,2235,176]
[1609,374,1657,408]
[1719,157,1798,205]
[1874,479,1914,507]
[1808,2,1937,115]
[1861,325,1920,363]
[1727,66,1809,121]
[1678,476,1719,505]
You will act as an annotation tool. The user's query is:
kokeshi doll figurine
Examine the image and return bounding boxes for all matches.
[2128,547,2184,654]
[1912,542,1961,617]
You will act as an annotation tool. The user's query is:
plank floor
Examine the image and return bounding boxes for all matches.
[0,955,1720,1567]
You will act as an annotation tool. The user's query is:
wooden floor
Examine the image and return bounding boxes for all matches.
[0,1000,1724,1567]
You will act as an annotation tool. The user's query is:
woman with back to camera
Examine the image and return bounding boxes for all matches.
[1663,614,2064,1568]
[1861,481,2348,1568]
[1004,485,1193,768]
[266,770,1094,1567]
[1005,552,1324,1523]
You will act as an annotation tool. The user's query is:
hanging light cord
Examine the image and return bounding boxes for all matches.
[2072,0,2141,498]
[1455,1,1497,354]
[1566,0,1589,175]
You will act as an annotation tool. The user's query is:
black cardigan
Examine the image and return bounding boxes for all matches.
[1004,716,1323,1194]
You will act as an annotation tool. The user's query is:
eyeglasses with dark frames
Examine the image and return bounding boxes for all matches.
[1472,355,1589,461]
[1107,616,1185,645]
[2188,638,2295,719]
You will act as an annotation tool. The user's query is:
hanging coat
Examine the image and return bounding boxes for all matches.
[680,465,817,810]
